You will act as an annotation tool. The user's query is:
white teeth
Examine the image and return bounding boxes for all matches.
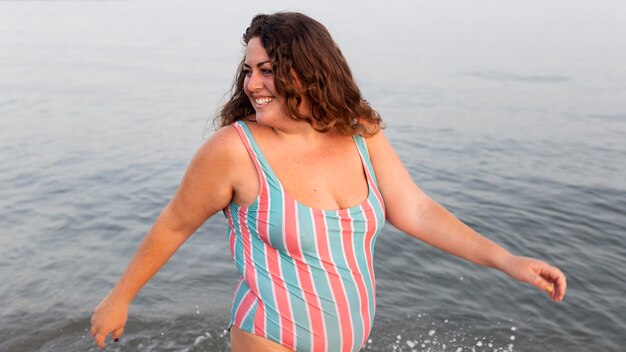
[255,97,273,105]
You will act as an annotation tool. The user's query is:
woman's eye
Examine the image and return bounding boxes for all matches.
[261,69,273,75]
[242,69,252,76]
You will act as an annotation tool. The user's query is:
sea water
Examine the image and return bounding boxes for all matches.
[1,1,625,351]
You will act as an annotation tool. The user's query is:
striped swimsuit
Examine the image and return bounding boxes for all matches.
[225,121,386,352]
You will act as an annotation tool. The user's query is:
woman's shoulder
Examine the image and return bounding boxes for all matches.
[196,120,259,207]
[195,122,249,166]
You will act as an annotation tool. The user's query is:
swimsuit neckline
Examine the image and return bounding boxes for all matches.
[235,120,375,213]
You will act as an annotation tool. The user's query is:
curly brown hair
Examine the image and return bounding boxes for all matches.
[216,12,384,136]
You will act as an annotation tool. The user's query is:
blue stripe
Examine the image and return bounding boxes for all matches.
[350,206,376,333]
[354,135,379,185]
[326,212,364,351]
[240,300,258,332]
[230,279,249,324]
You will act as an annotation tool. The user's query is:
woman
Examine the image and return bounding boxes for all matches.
[90,12,566,352]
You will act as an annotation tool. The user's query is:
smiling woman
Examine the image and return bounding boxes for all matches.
[90,11,566,352]
[218,12,383,136]
[241,38,284,125]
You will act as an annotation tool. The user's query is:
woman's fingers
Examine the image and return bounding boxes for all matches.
[112,326,125,342]
[541,266,567,302]
[91,326,122,348]
[90,297,129,348]
[530,270,555,295]
[92,328,108,349]
[90,322,125,348]
[534,264,567,302]
[505,256,567,302]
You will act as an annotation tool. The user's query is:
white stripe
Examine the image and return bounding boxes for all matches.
[261,144,276,337]
[347,207,367,340]
[328,211,353,349]
[289,201,309,350]
[238,291,257,326]
[318,212,341,350]
[335,210,356,350]
[306,207,326,351]
[282,197,297,348]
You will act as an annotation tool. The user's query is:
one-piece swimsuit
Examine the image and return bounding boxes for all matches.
[225,120,386,352]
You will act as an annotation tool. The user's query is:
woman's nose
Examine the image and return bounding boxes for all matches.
[247,71,263,91]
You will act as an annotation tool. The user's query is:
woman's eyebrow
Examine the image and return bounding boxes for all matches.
[243,60,271,68]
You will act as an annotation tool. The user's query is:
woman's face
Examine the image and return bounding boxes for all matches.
[243,37,286,123]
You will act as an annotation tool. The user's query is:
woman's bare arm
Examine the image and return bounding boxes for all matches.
[366,131,566,301]
[90,126,245,348]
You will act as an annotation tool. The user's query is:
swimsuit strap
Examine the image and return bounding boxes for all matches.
[352,134,380,187]
[232,121,282,196]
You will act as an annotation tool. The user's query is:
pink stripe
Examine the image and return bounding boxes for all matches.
[298,265,326,352]
[313,209,352,351]
[233,123,271,244]
[292,213,326,351]
[266,248,291,345]
[359,202,378,349]
[339,208,371,345]
[256,186,269,336]
[231,277,243,305]
[370,182,385,215]
[254,301,266,336]
[357,139,385,307]
[246,129,272,337]
[234,289,257,326]
[278,194,297,348]
[357,142,386,215]
[238,208,260,301]
[283,195,300,257]
[362,201,378,304]
[226,207,236,258]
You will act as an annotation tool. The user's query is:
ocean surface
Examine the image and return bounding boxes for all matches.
[1,1,625,351]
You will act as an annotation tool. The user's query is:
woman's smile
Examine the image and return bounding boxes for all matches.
[253,96,274,107]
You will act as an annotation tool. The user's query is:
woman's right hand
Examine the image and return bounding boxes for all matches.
[90,294,129,349]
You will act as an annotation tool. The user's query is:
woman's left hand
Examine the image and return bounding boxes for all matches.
[499,255,567,302]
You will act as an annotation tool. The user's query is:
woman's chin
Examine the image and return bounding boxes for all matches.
[253,110,283,125]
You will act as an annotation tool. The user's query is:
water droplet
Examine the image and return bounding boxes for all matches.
[428,330,435,336]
